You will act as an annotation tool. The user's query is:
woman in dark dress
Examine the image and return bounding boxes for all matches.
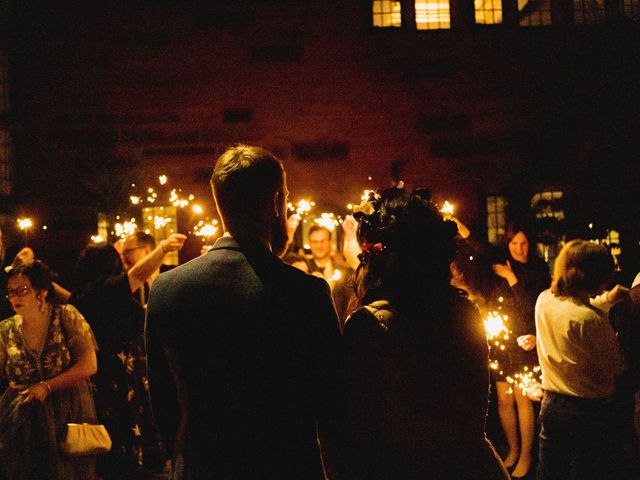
[491,224,549,478]
[70,241,178,479]
[334,188,509,479]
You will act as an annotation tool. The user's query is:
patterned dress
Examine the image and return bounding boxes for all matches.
[0,304,99,480]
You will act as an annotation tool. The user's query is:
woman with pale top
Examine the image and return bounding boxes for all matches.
[0,260,99,479]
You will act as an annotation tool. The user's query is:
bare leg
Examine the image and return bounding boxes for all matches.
[496,381,519,468]
[511,392,535,477]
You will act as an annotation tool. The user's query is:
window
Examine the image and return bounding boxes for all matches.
[416,0,451,29]
[486,195,507,246]
[475,0,502,24]
[573,0,606,24]
[623,0,640,20]
[519,0,552,26]
[531,189,565,266]
[373,1,402,27]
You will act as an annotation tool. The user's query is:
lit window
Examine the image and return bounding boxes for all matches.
[373,1,402,28]
[416,0,451,30]
[622,0,640,20]
[590,230,622,271]
[519,0,552,26]
[531,189,565,265]
[487,195,507,246]
[475,0,502,24]
[573,0,606,24]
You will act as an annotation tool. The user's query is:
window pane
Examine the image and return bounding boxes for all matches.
[416,0,451,30]
[623,0,640,20]
[573,0,606,24]
[519,0,552,26]
[475,0,503,24]
[373,1,402,27]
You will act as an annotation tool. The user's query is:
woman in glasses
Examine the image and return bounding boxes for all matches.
[0,260,99,479]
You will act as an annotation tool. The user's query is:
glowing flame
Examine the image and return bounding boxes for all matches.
[154,216,172,230]
[194,221,218,238]
[314,213,339,231]
[440,201,455,217]
[192,204,203,214]
[91,234,105,243]
[483,311,510,340]
[114,219,137,239]
[507,366,543,397]
[130,195,140,205]
[17,218,33,230]
[159,175,168,185]
[331,269,342,282]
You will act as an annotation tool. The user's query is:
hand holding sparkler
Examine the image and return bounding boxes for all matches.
[341,214,358,240]
[286,214,301,242]
[11,247,35,269]
[160,233,187,253]
[605,284,630,305]
[517,334,536,351]
[449,216,470,239]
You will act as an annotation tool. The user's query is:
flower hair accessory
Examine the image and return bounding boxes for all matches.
[357,242,385,265]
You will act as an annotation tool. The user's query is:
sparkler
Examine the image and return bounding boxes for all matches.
[314,213,339,231]
[18,218,33,245]
[440,200,454,219]
[507,366,543,398]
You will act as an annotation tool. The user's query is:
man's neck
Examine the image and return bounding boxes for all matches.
[313,256,333,269]
[225,229,272,252]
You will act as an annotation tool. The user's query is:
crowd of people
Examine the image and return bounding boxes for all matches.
[0,143,638,480]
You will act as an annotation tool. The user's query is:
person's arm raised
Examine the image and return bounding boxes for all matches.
[128,233,186,293]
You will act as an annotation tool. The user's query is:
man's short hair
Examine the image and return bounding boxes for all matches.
[133,231,156,249]
[551,239,614,297]
[308,225,332,241]
[211,145,284,223]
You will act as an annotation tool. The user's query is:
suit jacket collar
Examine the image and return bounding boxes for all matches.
[209,234,275,258]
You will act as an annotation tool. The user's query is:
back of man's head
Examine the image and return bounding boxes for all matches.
[211,145,284,229]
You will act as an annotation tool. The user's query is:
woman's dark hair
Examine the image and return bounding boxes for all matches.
[73,242,123,292]
[7,260,56,304]
[354,188,458,314]
[551,239,614,298]
[502,222,533,249]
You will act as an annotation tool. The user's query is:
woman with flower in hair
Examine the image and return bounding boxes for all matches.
[334,188,509,479]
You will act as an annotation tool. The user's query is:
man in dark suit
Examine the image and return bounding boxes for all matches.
[146,145,341,480]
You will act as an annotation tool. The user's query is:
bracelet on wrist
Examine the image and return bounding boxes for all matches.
[40,380,52,395]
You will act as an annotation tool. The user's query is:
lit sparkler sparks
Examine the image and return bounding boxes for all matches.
[440,200,454,218]
[91,235,105,244]
[114,219,137,238]
[159,175,168,185]
[194,220,219,238]
[483,311,510,340]
[17,218,33,230]
[314,213,339,231]
[507,366,543,398]
[331,269,342,282]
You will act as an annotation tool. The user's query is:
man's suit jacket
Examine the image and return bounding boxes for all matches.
[146,235,341,480]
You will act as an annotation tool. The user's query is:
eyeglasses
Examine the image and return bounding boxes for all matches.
[5,285,32,299]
